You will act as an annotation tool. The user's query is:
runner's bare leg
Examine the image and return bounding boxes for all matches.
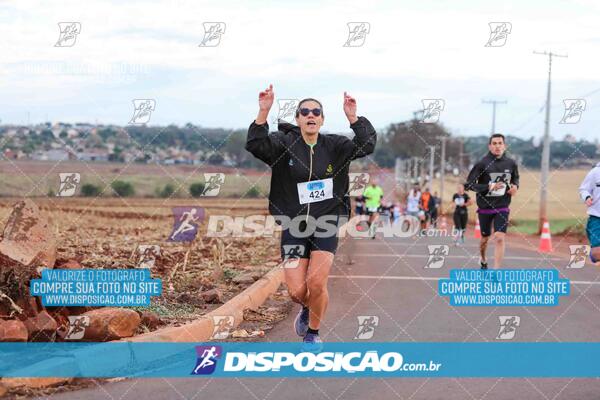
[305,250,334,330]
[283,258,310,305]
[493,232,506,269]
[480,236,490,263]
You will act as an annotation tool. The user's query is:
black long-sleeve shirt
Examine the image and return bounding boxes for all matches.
[245,117,376,220]
[464,151,519,210]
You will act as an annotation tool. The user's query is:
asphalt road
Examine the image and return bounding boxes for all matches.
[38,227,600,400]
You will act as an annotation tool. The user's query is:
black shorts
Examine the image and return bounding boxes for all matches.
[280,218,340,259]
[478,211,509,237]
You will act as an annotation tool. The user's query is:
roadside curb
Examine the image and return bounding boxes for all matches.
[129,265,284,342]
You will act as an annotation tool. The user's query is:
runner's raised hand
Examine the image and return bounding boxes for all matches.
[256,84,274,124]
[259,84,275,111]
[343,92,358,124]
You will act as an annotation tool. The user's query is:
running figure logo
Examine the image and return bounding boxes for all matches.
[275,99,299,124]
[191,345,222,375]
[201,173,225,196]
[487,172,511,196]
[425,245,449,269]
[343,22,370,47]
[65,316,90,340]
[354,315,379,339]
[282,244,306,269]
[199,22,226,47]
[211,316,234,339]
[348,173,370,196]
[485,22,512,47]
[169,207,204,242]
[420,99,445,123]
[559,99,586,124]
[55,22,81,47]
[567,245,590,269]
[57,173,81,197]
[135,244,160,269]
[129,99,156,125]
[496,316,520,340]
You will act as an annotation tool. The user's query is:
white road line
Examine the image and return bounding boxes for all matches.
[329,274,600,285]
[346,253,562,261]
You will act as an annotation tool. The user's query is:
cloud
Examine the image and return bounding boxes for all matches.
[1,0,600,138]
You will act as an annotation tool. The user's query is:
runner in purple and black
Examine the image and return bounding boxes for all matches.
[465,133,519,270]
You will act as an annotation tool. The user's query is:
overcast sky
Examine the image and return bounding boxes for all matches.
[1,0,599,140]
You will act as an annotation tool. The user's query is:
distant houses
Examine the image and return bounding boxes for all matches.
[31,149,71,161]
[0,122,230,165]
[76,149,109,162]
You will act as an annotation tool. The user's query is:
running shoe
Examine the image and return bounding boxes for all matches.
[302,332,323,353]
[294,306,310,337]
[480,259,488,270]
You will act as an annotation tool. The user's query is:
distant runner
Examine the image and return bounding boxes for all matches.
[465,133,519,269]
[579,162,600,265]
[353,195,366,232]
[363,181,384,239]
[406,185,421,218]
[452,183,473,246]
[406,185,421,235]
[419,187,434,231]
[355,195,365,216]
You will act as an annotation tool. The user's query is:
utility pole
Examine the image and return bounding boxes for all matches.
[394,157,402,198]
[534,50,567,233]
[428,145,435,187]
[416,158,422,186]
[412,157,418,185]
[482,99,507,134]
[404,159,410,192]
[458,137,465,173]
[438,136,447,214]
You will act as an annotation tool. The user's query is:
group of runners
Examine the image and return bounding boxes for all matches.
[354,182,398,238]
[246,84,600,351]
[355,185,441,236]
[405,186,441,233]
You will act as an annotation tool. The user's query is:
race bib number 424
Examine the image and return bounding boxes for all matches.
[297,178,333,204]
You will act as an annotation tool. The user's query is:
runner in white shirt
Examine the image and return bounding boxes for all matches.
[578,162,600,265]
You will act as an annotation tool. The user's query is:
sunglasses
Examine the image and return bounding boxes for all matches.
[298,107,322,117]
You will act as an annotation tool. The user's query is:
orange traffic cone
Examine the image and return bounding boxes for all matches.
[539,220,553,252]
[474,219,481,239]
